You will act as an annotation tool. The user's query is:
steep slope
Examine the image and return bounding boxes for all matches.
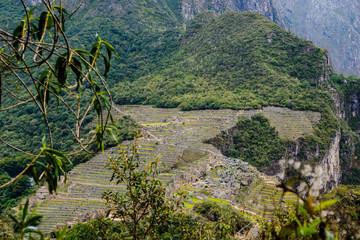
[275,0,360,76]
[34,105,311,233]
[113,11,342,189]
[115,11,332,111]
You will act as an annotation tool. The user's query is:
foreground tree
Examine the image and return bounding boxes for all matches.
[7,199,43,240]
[260,168,338,240]
[0,0,119,192]
[103,136,188,240]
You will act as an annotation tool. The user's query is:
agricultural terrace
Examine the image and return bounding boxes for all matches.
[36,105,319,233]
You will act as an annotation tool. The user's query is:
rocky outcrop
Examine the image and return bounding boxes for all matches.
[181,0,288,29]
[275,0,360,76]
[318,130,341,190]
[348,93,360,119]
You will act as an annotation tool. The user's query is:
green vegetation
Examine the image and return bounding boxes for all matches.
[115,11,332,112]
[0,1,354,238]
[194,201,252,238]
[0,174,33,214]
[206,114,289,171]
[113,11,338,166]
[7,199,44,239]
[0,0,138,216]
[260,174,339,239]
[103,137,188,240]
[61,139,251,240]
[0,3,339,187]
[322,185,360,239]
[65,218,122,240]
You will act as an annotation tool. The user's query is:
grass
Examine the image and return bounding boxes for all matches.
[206,197,230,205]
[184,202,195,210]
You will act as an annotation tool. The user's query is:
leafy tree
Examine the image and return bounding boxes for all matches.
[260,170,338,239]
[102,136,188,240]
[7,199,44,240]
[193,201,252,239]
[64,218,121,240]
[0,0,119,193]
[205,114,288,171]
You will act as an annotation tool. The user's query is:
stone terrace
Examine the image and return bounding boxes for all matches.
[36,105,319,233]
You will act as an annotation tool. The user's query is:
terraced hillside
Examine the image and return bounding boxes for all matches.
[34,105,318,233]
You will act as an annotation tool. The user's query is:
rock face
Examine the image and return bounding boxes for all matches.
[275,0,360,76]
[349,93,360,119]
[319,130,341,190]
[181,0,288,28]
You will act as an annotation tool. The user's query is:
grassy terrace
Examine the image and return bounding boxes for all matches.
[243,176,297,218]
[37,105,318,232]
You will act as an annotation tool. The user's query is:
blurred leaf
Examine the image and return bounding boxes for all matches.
[314,199,338,212]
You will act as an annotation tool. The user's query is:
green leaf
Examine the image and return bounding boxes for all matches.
[105,128,118,144]
[73,49,91,55]
[285,178,297,187]
[28,6,38,16]
[42,136,47,149]
[7,214,19,225]
[55,56,68,86]
[101,53,110,78]
[13,25,23,37]
[46,14,54,29]
[53,6,70,15]
[22,198,29,221]
[37,11,48,40]
[101,40,120,61]
[38,70,49,84]
[37,161,57,193]
[70,57,83,90]
[29,166,40,186]
[93,98,101,116]
[99,93,110,110]
[44,148,72,165]
[297,205,309,218]
[53,6,69,31]
[90,41,100,64]
[314,199,338,212]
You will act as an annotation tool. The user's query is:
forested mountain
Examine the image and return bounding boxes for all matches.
[1,0,360,238]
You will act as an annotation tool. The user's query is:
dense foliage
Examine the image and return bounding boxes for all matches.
[115,11,332,112]
[206,114,289,171]
[64,202,252,240]
[0,174,32,214]
[112,11,339,166]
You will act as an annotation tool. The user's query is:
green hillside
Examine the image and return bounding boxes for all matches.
[0,9,339,177]
[114,11,331,112]
[112,11,339,164]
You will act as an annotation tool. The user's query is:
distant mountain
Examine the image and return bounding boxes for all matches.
[275,0,360,76]
[13,0,360,77]
[180,0,288,29]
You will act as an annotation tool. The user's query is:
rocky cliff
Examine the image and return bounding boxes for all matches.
[275,0,360,76]
[319,130,341,189]
[181,0,288,29]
